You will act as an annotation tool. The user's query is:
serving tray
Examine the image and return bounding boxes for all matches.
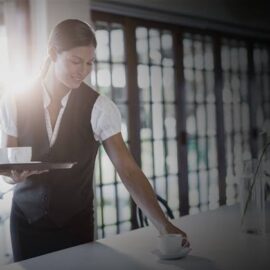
[0,162,76,171]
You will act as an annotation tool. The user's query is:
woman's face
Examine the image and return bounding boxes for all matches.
[53,45,95,89]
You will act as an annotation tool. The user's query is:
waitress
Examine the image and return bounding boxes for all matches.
[0,19,189,261]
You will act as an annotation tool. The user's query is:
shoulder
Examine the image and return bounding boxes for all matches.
[94,94,120,114]
[91,95,122,142]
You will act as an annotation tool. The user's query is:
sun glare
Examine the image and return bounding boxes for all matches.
[0,26,34,94]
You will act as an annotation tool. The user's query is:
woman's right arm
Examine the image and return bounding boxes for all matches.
[0,133,47,184]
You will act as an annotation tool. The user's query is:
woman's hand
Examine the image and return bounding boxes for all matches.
[0,170,48,184]
[161,221,190,247]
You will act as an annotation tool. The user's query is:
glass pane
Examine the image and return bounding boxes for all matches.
[111,25,124,62]
[101,148,115,184]
[152,103,164,139]
[141,141,154,177]
[103,185,117,224]
[151,66,162,102]
[96,63,111,94]
[154,140,165,176]
[168,175,179,210]
[117,184,131,220]
[205,43,214,70]
[163,67,175,102]
[166,140,178,174]
[199,170,208,204]
[138,65,150,101]
[156,176,167,199]
[194,39,203,70]
[149,29,161,65]
[140,104,152,140]
[183,38,193,68]
[136,27,149,64]
[164,104,176,139]
[112,64,126,89]
[96,29,110,62]
[161,31,174,66]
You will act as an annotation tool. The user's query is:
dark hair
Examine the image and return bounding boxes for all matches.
[41,19,96,78]
[48,19,97,52]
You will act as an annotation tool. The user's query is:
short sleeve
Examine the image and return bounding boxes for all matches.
[91,95,121,142]
[0,92,18,137]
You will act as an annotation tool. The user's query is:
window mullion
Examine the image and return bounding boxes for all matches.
[213,35,227,206]
[173,31,189,216]
[124,18,141,229]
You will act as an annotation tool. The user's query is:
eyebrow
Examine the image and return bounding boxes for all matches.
[71,55,95,62]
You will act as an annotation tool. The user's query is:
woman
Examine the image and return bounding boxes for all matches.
[0,19,189,261]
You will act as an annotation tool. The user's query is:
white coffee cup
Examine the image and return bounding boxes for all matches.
[7,147,32,163]
[0,148,9,164]
[158,234,184,255]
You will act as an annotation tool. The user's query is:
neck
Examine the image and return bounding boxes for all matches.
[43,66,71,102]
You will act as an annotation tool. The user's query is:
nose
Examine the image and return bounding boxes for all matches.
[77,63,91,78]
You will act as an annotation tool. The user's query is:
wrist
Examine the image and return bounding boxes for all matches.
[158,220,174,235]
[159,221,187,238]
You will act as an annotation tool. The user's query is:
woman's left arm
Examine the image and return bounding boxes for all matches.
[103,132,189,242]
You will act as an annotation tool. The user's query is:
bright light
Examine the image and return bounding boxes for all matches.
[0,26,34,94]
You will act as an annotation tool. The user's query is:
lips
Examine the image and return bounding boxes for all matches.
[72,76,83,82]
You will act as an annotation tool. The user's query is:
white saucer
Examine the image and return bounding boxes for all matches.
[157,247,191,260]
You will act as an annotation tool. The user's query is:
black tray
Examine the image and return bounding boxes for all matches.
[0,162,76,171]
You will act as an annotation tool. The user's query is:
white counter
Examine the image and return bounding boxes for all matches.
[1,204,270,270]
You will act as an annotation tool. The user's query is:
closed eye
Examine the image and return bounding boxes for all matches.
[71,60,81,65]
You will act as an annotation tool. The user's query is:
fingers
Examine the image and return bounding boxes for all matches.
[22,170,49,178]
[0,171,12,177]
[35,170,49,174]
[11,170,32,182]
[182,237,190,248]
[10,170,49,183]
[10,170,24,182]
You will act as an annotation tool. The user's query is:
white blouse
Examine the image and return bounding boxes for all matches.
[0,83,122,146]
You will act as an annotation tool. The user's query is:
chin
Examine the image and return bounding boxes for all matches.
[67,80,82,89]
[73,82,82,89]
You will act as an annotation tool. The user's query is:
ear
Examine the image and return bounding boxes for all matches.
[48,47,58,62]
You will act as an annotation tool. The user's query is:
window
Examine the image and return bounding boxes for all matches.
[136,26,179,216]
[91,20,131,238]
[91,11,270,239]
[253,45,270,150]
[183,34,219,214]
[221,39,251,204]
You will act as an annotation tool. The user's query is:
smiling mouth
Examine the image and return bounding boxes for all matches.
[72,77,83,81]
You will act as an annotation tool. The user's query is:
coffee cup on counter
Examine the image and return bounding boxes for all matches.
[158,234,185,255]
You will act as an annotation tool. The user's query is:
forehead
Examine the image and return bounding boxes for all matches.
[63,45,95,59]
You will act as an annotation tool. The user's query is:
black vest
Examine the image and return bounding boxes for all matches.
[13,79,100,227]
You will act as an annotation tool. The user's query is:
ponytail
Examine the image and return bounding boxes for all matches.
[40,56,51,79]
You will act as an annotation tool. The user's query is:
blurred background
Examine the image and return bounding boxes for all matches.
[0,0,269,265]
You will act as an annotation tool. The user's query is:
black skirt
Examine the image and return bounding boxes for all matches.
[10,201,94,262]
